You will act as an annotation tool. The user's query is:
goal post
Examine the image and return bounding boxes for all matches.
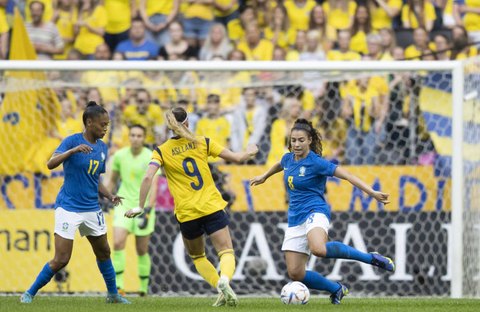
[0,60,476,297]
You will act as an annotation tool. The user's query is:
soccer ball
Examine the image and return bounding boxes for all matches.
[280,281,310,305]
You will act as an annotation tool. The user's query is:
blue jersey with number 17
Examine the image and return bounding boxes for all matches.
[54,133,108,212]
[281,151,337,227]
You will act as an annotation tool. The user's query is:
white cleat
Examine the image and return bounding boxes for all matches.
[212,292,226,307]
[217,276,238,307]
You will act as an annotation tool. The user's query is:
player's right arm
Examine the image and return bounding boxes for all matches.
[250,162,283,186]
[125,163,159,218]
[218,143,258,163]
[47,144,93,170]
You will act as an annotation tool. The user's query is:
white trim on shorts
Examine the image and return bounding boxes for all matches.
[54,207,107,240]
[281,212,330,255]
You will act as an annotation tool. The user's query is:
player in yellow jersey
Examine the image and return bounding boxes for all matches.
[125,107,258,306]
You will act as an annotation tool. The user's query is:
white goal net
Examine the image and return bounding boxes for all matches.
[0,60,477,298]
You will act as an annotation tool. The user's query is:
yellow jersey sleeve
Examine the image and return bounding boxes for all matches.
[206,137,225,158]
[151,147,164,167]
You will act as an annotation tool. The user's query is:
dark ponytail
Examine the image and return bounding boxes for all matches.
[289,118,323,156]
[82,101,107,126]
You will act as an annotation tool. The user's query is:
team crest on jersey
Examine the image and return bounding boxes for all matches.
[299,166,306,176]
[101,152,106,161]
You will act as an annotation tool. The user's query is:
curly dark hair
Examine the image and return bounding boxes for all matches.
[288,118,323,156]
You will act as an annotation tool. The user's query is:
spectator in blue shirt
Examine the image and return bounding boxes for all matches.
[114,17,159,61]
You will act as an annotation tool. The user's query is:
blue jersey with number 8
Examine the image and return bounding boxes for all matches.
[55,133,108,212]
[281,151,337,227]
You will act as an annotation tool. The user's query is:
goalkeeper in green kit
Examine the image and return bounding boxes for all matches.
[108,124,158,296]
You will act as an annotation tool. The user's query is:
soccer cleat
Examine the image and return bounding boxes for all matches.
[330,283,348,305]
[370,252,395,272]
[217,276,238,307]
[106,293,131,304]
[20,292,33,303]
[212,292,226,307]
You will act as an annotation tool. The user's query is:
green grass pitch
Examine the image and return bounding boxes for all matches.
[1,296,480,312]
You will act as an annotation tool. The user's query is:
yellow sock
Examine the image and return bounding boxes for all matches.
[218,249,235,280]
[191,254,219,288]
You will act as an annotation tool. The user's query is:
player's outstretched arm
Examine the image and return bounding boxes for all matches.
[250,162,282,186]
[334,166,390,204]
[98,181,123,206]
[218,144,259,164]
[47,144,92,170]
[125,164,159,218]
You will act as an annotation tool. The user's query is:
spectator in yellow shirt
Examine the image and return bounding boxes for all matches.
[367,0,402,30]
[140,0,180,48]
[123,89,165,146]
[104,0,135,54]
[404,27,435,60]
[284,0,317,31]
[286,30,306,60]
[451,25,478,59]
[266,94,303,166]
[73,0,107,57]
[433,33,451,60]
[341,78,381,165]
[52,0,78,60]
[264,4,296,49]
[379,28,396,59]
[350,4,374,55]
[458,0,480,45]
[402,0,437,31]
[214,0,239,26]
[308,5,337,52]
[326,30,362,61]
[227,5,256,43]
[367,33,393,60]
[195,94,231,163]
[182,0,215,47]
[322,0,357,31]
[236,23,274,61]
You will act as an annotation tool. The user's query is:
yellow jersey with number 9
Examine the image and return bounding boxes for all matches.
[151,136,227,222]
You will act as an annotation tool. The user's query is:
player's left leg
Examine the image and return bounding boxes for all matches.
[133,207,156,296]
[182,235,220,288]
[284,214,347,304]
[83,210,130,304]
[112,204,134,294]
[135,235,151,296]
[307,213,395,272]
[207,211,237,307]
[113,226,129,294]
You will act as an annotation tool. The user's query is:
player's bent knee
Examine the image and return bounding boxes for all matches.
[50,258,70,271]
[310,246,327,258]
[287,269,305,281]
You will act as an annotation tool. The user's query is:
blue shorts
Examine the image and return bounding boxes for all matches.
[182,17,213,40]
[177,209,229,240]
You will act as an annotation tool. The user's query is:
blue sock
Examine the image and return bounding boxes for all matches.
[326,241,373,263]
[301,270,340,294]
[97,259,118,294]
[27,263,55,296]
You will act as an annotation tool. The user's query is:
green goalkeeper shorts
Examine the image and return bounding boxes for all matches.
[113,204,156,236]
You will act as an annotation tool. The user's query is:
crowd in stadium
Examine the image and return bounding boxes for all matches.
[1,0,478,168]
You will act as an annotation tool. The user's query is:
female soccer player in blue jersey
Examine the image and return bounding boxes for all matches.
[21,102,130,304]
[125,107,258,307]
[250,118,394,305]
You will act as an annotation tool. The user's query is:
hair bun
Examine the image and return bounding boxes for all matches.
[87,101,97,107]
